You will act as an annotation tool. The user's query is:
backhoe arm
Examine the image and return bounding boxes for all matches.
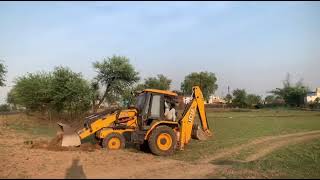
[194,86,212,136]
[179,86,213,150]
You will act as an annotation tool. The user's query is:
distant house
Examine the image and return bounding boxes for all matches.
[183,96,192,104]
[182,95,226,105]
[207,95,226,104]
[305,88,320,104]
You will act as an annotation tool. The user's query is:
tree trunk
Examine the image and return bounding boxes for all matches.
[93,88,109,113]
[92,104,99,113]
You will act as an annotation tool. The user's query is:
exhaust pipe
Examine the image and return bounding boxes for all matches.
[57,122,81,147]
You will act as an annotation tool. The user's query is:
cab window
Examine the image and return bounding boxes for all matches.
[149,94,161,119]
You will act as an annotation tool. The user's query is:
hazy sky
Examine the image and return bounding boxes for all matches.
[1,1,319,103]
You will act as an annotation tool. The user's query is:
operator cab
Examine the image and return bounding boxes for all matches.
[134,89,178,130]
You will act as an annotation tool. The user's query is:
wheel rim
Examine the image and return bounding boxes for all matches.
[157,133,172,151]
[108,137,121,150]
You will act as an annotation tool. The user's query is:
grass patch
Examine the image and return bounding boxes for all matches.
[1,114,58,138]
[7,122,58,138]
[233,139,320,178]
[171,109,320,161]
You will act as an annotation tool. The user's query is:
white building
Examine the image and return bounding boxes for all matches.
[208,95,226,104]
[305,88,320,104]
[182,95,226,105]
[183,97,192,104]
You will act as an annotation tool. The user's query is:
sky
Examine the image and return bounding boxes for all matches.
[0,1,320,103]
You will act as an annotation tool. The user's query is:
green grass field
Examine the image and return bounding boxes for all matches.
[171,109,320,161]
[2,108,320,178]
[232,139,320,179]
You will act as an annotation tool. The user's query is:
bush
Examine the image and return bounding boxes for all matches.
[0,104,10,112]
[308,98,320,109]
[8,66,93,120]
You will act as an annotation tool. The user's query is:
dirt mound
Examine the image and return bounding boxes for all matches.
[29,135,101,152]
[78,143,101,152]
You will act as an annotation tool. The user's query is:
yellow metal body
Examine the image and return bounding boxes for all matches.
[66,86,211,153]
[142,86,212,150]
[144,121,179,140]
[178,86,212,150]
[77,109,137,140]
[157,133,172,151]
[143,89,178,96]
[96,128,135,139]
[108,137,121,149]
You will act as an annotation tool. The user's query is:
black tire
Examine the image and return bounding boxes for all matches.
[102,133,126,150]
[94,134,102,145]
[139,140,151,153]
[148,125,177,156]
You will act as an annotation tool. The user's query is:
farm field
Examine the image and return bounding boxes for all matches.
[1,2,318,179]
[0,109,320,178]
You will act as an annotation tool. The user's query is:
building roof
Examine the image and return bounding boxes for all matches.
[143,89,178,96]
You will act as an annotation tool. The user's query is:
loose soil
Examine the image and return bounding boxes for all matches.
[1,116,319,179]
[29,135,101,152]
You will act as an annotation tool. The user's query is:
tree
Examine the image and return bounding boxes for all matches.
[315,97,320,104]
[7,88,18,109]
[232,89,247,108]
[134,83,146,92]
[0,104,10,112]
[9,67,93,119]
[50,66,92,115]
[0,60,7,86]
[264,95,276,104]
[270,73,308,107]
[144,74,172,90]
[309,97,320,109]
[92,55,140,111]
[224,94,232,104]
[120,87,136,108]
[12,72,53,112]
[181,71,218,101]
[90,80,101,111]
[246,94,262,107]
[119,82,156,108]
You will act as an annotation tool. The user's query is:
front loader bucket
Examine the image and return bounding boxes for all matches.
[191,124,212,141]
[57,122,81,147]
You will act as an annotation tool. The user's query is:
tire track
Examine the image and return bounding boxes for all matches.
[244,133,320,162]
[199,130,320,163]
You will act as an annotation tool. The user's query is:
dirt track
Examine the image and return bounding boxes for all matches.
[1,119,320,178]
[199,130,320,163]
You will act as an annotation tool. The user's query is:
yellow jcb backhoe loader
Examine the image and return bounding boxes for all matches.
[58,86,213,156]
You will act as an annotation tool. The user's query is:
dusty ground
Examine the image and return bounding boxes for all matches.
[0,127,218,179]
[1,116,320,179]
